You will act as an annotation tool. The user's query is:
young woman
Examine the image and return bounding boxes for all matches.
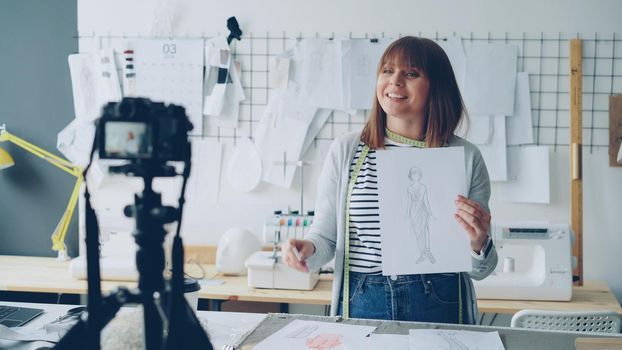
[282,36,497,324]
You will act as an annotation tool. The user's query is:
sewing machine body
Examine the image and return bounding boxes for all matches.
[245,251,319,290]
[473,221,573,301]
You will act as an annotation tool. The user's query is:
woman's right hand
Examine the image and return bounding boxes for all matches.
[281,238,316,273]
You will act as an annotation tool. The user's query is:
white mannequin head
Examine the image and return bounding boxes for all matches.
[216,227,261,275]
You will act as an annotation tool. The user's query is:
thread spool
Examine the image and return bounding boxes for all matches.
[503,257,515,273]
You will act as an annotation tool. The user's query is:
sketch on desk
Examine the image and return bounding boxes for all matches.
[406,166,436,264]
[438,331,470,350]
[253,320,375,350]
[409,329,505,350]
[286,324,318,338]
[304,333,343,349]
[285,324,344,349]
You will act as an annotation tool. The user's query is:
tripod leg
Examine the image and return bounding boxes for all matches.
[54,289,129,350]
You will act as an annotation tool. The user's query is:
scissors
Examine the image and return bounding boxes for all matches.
[55,306,86,323]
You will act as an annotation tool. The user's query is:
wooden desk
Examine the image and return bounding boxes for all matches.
[0,255,331,310]
[1,255,620,316]
[477,281,622,315]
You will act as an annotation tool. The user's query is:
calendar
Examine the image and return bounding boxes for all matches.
[134,39,204,135]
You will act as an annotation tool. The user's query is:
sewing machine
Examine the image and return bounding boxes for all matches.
[473,221,573,301]
[70,208,140,281]
[245,251,319,290]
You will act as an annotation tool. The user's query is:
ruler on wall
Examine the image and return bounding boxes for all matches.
[569,39,583,286]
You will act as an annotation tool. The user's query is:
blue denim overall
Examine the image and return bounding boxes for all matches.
[338,271,471,324]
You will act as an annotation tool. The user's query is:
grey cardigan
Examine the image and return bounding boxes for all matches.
[304,131,498,322]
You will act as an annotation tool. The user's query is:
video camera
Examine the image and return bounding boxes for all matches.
[55,97,213,350]
[97,97,192,162]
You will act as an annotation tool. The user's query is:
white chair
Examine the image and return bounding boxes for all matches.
[511,309,622,333]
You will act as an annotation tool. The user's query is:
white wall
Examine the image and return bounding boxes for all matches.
[78,0,622,302]
[79,0,622,35]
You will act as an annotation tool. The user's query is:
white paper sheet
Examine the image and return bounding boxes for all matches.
[227,137,262,193]
[253,320,376,350]
[278,44,304,92]
[97,48,123,105]
[134,38,204,135]
[256,91,312,189]
[455,115,492,144]
[282,85,318,123]
[376,147,470,275]
[204,36,230,68]
[269,56,290,89]
[299,39,346,110]
[205,60,245,129]
[498,146,550,203]
[203,36,233,118]
[507,72,534,145]
[57,119,96,167]
[66,50,121,122]
[437,35,466,91]
[409,329,505,350]
[301,109,332,156]
[68,53,100,121]
[477,115,508,181]
[342,333,409,350]
[186,138,223,205]
[342,38,392,110]
[464,42,518,116]
[85,159,106,190]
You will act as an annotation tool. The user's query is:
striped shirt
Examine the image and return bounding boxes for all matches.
[348,138,421,274]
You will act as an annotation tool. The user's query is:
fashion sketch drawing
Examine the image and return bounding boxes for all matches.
[406,166,436,264]
[438,331,470,350]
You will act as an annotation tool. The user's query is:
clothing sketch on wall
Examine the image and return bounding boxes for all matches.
[406,166,436,264]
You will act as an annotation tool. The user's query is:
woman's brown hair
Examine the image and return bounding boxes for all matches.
[360,36,466,148]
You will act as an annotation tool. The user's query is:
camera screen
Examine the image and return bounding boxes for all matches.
[104,121,152,159]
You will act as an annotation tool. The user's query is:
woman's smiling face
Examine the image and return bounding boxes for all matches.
[376,61,430,122]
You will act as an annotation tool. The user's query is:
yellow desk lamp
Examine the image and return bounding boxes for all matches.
[0,123,83,260]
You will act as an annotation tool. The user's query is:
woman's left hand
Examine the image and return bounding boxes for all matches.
[454,195,491,253]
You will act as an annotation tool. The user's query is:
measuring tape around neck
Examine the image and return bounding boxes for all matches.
[343,144,370,319]
[343,132,462,323]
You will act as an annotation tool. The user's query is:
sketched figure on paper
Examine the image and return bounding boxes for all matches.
[438,331,470,350]
[406,166,436,264]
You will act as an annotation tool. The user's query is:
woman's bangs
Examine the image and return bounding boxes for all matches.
[380,39,427,72]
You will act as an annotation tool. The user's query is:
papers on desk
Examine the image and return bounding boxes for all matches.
[409,329,505,350]
[342,333,410,350]
[253,319,376,350]
[253,320,506,350]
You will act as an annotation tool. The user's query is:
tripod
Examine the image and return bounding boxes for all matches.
[54,159,214,350]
